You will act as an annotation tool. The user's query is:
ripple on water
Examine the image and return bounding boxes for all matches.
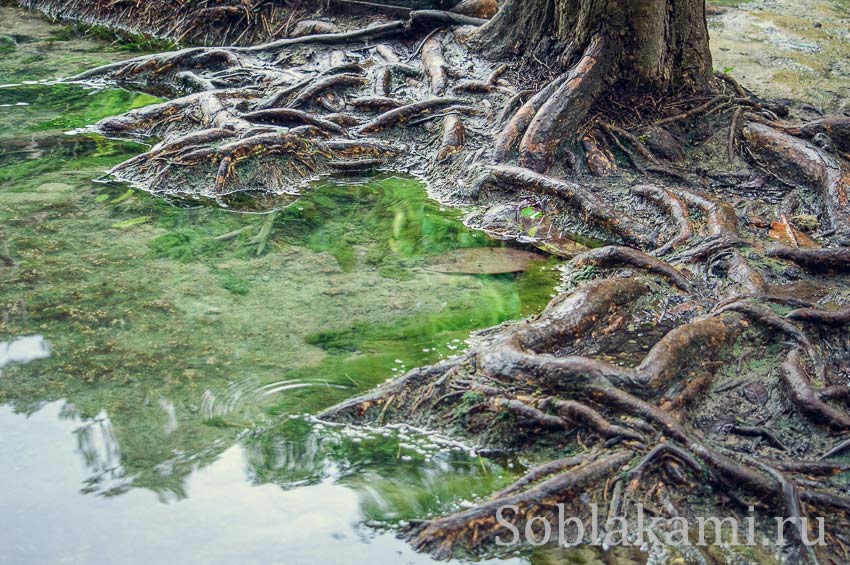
[200,378,350,420]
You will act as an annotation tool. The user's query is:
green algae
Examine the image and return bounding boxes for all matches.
[0,35,15,55]
[49,22,180,52]
[0,83,162,132]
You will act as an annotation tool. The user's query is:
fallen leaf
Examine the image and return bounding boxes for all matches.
[768,214,819,248]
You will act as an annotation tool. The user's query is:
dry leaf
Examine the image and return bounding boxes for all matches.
[768,214,819,248]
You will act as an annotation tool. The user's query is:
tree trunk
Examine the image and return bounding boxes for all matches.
[478,0,713,94]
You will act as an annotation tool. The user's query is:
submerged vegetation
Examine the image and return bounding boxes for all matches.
[0,8,560,542]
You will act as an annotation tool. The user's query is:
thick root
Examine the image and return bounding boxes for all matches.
[572,246,693,292]
[477,166,653,247]
[781,349,850,431]
[631,184,694,255]
[518,36,611,173]
[436,115,465,162]
[634,313,747,392]
[787,307,850,326]
[744,123,850,239]
[357,97,467,134]
[421,34,448,96]
[493,75,569,162]
[766,244,850,273]
[406,450,634,560]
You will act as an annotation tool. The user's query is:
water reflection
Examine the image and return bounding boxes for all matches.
[0,335,50,368]
[0,401,522,564]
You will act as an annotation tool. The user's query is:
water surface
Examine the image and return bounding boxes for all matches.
[0,8,558,564]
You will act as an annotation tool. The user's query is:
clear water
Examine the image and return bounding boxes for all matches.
[0,8,561,564]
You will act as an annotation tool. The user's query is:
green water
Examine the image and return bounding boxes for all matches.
[0,8,560,564]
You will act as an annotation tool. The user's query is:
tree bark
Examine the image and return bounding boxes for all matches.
[477,0,713,94]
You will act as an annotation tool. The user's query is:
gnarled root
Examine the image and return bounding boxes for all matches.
[766,244,850,273]
[781,349,850,431]
[631,184,694,255]
[633,312,747,392]
[476,166,652,247]
[744,122,850,239]
[518,36,612,173]
[788,307,850,326]
[572,246,693,292]
[493,75,569,162]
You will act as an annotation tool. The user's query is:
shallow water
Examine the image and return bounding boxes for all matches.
[710,0,850,112]
[0,335,50,368]
[0,8,563,564]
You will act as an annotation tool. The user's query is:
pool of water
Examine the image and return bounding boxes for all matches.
[0,7,563,564]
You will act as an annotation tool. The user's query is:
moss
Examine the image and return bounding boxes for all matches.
[216,271,250,295]
[0,35,16,55]
[49,22,178,52]
[568,264,599,285]
[454,390,485,420]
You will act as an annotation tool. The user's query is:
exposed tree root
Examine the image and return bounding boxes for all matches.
[744,123,850,240]
[788,307,850,326]
[766,244,850,274]
[358,97,467,134]
[630,184,694,255]
[572,246,693,292]
[475,166,652,247]
[493,74,568,163]
[518,36,612,173]
[633,313,747,392]
[436,115,465,162]
[405,450,634,560]
[490,453,595,498]
[781,350,850,431]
